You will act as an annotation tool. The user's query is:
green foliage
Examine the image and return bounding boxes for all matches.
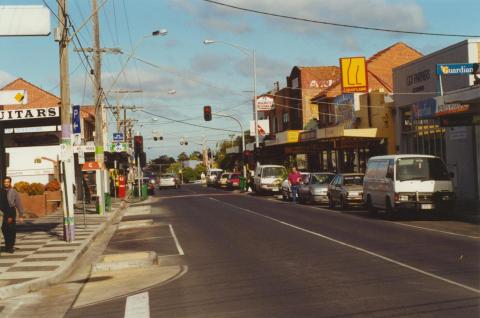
[14,181,30,193]
[182,167,195,183]
[194,163,207,177]
[177,152,189,162]
[28,183,46,195]
[189,151,202,161]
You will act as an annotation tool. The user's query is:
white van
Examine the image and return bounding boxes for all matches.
[254,165,286,194]
[363,154,454,215]
[206,168,223,186]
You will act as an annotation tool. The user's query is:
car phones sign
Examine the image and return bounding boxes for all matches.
[340,57,368,93]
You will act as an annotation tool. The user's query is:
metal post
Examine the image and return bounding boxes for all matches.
[253,49,259,149]
[137,155,141,198]
[58,0,75,242]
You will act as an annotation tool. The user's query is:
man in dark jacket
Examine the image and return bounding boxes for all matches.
[3,177,25,253]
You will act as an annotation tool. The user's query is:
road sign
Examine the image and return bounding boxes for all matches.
[82,161,102,171]
[110,142,128,152]
[0,6,51,36]
[0,90,27,105]
[340,57,368,93]
[72,105,81,134]
[113,132,124,141]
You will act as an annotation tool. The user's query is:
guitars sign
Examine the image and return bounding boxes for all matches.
[82,161,102,171]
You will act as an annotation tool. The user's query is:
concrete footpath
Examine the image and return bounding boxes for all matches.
[0,200,125,300]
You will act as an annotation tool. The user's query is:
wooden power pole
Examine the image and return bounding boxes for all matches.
[58,0,76,241]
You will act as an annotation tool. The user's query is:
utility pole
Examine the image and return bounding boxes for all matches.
[58,0,76,241]
[92,0,106,214]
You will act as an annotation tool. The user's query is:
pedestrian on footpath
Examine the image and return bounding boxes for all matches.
[288,166,302,204]
[2,177,25,253]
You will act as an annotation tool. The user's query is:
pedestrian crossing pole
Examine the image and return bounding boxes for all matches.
[58,0,76,242]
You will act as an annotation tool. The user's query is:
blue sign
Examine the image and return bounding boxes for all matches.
[72,105,81,134]
[113,133,124,141]
[436,63,476,76]
[412,98,436,120]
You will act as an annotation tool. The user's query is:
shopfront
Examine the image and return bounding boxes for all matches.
[393,39,480,200]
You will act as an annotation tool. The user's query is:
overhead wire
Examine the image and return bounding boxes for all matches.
[202,0,480,38]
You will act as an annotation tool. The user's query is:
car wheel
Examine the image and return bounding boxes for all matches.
[328,195,335,208]
[340,196,347,211]
[367,196,378,216]
[282,190,287,201]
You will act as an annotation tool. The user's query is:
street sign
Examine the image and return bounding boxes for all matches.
[82,161,102,171]
[73,144,96,153]
[72,105,81,134]
[0,90,27,105]
[340,57,368,93]
[110,142,128,152]
[436,63,477,76]
[0,6,51,36]
[113,132,124,142]
[256,96,274,111]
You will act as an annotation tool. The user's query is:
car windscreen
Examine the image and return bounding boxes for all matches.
[311,174,334,184]
[161,174,175,178]
[343,175,364,185]
[396,157,450,181]
[261,167,285,178]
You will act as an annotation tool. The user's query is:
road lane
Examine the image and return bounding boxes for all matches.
[67,185,480,317]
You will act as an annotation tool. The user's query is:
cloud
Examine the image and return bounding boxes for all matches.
[171,0,426,35]
[190,53,231,73]
[0,70,15,87]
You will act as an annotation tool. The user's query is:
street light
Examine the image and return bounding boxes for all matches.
[203,39,259,149]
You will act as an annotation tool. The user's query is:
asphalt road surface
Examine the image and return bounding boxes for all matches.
[67,184,480,317]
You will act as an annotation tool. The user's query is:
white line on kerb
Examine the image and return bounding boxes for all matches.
[392,222,480,239]
[169,224,185,256]
[209,197,480,295]
[124,292,150,318]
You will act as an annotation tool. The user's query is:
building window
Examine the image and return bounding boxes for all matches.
[283,112,289,126]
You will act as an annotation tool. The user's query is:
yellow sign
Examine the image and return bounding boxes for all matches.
[14,92,25,103]
[340,57,368,93]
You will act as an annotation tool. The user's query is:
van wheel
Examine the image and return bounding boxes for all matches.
[282,191,287,201]
[367,196,378,216]
[385,197,396,220]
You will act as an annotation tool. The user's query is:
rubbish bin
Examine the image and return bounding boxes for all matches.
[239,176,245,191]
[141,184,148,199]
[105,193,112,212]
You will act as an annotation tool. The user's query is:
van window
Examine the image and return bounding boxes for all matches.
[375,160,389,178]
[365,161,378,178]
[261,167,285,178]
[396,157,450,181]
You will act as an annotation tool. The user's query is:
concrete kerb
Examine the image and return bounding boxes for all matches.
[92,251,158,272]
[0,201,127,300]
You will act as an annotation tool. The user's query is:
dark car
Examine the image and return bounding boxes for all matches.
[327,173,365,210]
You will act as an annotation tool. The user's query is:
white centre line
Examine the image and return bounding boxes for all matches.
[169,224,185,256]
[209,197,480,295]
[124,292,150,318]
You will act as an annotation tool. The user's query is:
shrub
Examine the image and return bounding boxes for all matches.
[45,179,61,191]
[28,183,46,195]
[14,181,30,193]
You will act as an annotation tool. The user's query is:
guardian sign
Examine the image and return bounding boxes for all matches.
[436,63,477,75]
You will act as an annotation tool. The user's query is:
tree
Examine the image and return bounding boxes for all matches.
[177,152,188,162]
[182,167,195,183]
[189,151,202,161]
[194,163,207,178]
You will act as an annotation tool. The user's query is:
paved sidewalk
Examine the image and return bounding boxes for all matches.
[0,201,125,299]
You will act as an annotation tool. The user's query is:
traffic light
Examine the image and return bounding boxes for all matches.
[203,105,212,121]
[153,130,163,141]
[134,135,143,154]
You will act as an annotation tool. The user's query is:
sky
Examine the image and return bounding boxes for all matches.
[0,0,479,160]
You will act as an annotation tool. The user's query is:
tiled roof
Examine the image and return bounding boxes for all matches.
[0,78,60,109]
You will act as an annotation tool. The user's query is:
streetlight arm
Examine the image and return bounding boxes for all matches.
[214,113,246,179]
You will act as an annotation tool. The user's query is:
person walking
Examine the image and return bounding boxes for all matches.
[2,177,25,253]
[288,166,302,204]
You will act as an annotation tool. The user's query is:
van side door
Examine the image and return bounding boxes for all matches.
[374,160,389,208]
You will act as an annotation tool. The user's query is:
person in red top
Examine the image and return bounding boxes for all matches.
[288,166,302,203]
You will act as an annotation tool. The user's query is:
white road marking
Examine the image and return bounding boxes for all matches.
[112,235,173,244]
[392,222,480,239]
[124,292,150,318]
[209,197,480,295]
[169,224,185,256]
[258,195,480,240]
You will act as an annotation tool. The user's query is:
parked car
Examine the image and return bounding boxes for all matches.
[298,172,335,204]
[328,173,365,210]
[281,172,310,201]
[226,173,241,189]
[254,165,287,194]
[218,173,231,188]
[158,173,180,189]
[207,169,223,187]
[363,154,454,217]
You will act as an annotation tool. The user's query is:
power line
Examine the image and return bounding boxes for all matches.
[202,0,480,38]
[139,109,240,133]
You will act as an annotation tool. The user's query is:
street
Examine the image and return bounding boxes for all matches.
[60,184,480,317]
